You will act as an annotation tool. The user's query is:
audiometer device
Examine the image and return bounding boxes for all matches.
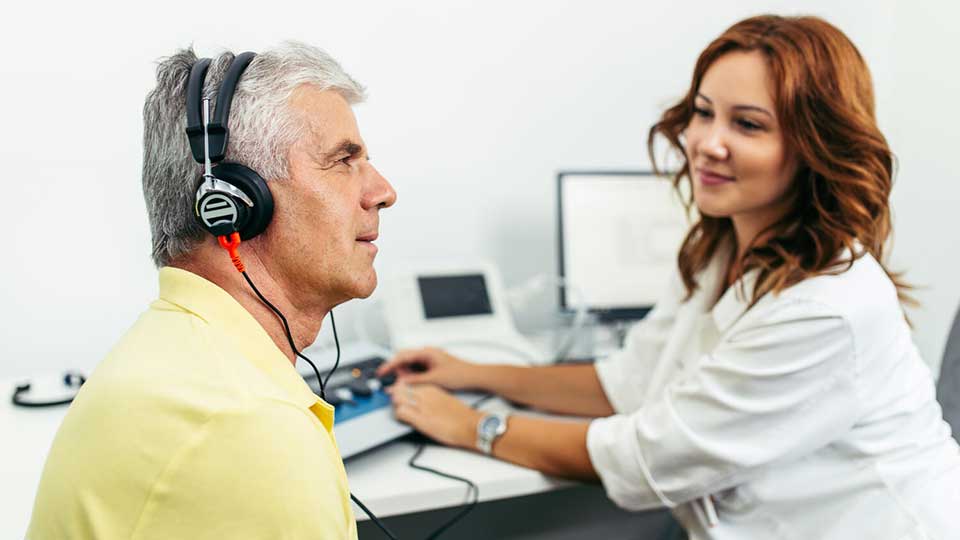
[380,262,544,365]
[299,343,487,459]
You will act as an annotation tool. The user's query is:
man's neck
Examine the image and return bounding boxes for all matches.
[170,243,328,366]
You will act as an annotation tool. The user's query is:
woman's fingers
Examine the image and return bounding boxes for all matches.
[377,348,432,376]
[388,382,418,407]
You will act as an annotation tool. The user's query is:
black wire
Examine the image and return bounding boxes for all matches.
[241,271,328,400]
[323,310,342,392]
[242,268,484,539]
[351,493,400,540]
[239,270,398,540]
[11,393,75,408]
[408,443,480,540]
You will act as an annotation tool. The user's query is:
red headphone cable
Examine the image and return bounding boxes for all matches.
[214,232,340,401]
[217,232,245,273]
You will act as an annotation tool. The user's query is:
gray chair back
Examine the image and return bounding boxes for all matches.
[937,308,960,440]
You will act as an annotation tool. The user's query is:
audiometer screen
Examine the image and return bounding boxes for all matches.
[418,275,493,319]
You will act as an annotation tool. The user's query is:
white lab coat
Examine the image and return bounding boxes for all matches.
[586,248,960,539]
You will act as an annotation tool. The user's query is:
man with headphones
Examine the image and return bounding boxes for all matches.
[28,43,396,539]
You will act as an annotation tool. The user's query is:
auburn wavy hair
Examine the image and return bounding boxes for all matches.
[648,14,911,307]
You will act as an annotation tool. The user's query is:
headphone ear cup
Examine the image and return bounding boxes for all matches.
[64,372,86,388]
[208,163,275,240]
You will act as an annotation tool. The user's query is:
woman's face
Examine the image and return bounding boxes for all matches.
[684,50,798,241]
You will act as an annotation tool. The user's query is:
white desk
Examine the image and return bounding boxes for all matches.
[0,378,571,538]
[346,397,572,520]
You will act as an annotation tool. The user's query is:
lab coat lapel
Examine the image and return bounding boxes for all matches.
[642,249,728,400]
[711,269,759,335]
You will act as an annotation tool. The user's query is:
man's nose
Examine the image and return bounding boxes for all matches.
[363,163,397,210]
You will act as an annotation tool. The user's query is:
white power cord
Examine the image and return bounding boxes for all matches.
[353,298,390,349]
[350,274,591,363]
[353,301,547,364]
[506,273,590,363]
[419,338,543,365]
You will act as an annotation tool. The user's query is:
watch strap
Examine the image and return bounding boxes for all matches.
[476,412,509,454]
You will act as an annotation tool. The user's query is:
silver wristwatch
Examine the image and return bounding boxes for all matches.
[476,412,509,454]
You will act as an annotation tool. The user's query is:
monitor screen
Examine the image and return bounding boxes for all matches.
[418,274,494,319]
[558,171,689,320]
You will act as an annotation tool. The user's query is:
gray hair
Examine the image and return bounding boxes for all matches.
[141,41,365,267]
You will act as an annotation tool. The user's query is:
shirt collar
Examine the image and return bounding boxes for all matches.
[684,242,759,335]
[705,242,861,333]
[156,267,334,428]
[711,268,759,335]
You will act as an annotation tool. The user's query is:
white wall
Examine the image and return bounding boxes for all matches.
[884,0,960,378]
[2,0,957,380]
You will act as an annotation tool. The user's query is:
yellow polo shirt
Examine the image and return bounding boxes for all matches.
[28,267,357,539]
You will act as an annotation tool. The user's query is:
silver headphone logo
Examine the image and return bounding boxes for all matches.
[193,98,252,231]
[199,194,239,227]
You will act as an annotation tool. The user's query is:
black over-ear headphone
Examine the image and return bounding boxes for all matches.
[185,52,274,240]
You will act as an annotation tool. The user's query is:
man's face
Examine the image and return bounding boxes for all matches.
[259,86,396,308]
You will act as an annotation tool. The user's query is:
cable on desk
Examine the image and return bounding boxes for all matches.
[352,493,400,539]
[408,443,480,540]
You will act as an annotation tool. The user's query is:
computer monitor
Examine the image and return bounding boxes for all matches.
[557,171,689,322]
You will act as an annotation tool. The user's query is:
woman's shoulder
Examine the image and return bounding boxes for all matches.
[725,253,914,375]
[780,252,896,306]
[770,252,907,337]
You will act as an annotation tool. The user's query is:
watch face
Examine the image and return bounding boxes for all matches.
[480,415,502,437]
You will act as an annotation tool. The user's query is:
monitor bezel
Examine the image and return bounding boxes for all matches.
[557,170,676,322]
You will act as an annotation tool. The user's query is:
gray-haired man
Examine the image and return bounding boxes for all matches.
[28,42,396,539]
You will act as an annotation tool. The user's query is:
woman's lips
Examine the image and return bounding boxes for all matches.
[698,169,735,186]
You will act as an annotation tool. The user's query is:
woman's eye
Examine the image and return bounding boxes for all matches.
[693,106,712,118]
[737,118,762,131]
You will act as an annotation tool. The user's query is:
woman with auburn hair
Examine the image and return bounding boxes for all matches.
[380,14,960,538]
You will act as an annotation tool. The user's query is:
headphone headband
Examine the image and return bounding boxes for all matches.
[184,50,273,241]
[185,58,212,164]
[184,52,257,164]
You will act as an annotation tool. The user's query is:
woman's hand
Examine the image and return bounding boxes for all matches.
[386,382,482,449]
[376,347,481,391]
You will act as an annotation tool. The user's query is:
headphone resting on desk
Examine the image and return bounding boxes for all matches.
[12,372,85,408]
